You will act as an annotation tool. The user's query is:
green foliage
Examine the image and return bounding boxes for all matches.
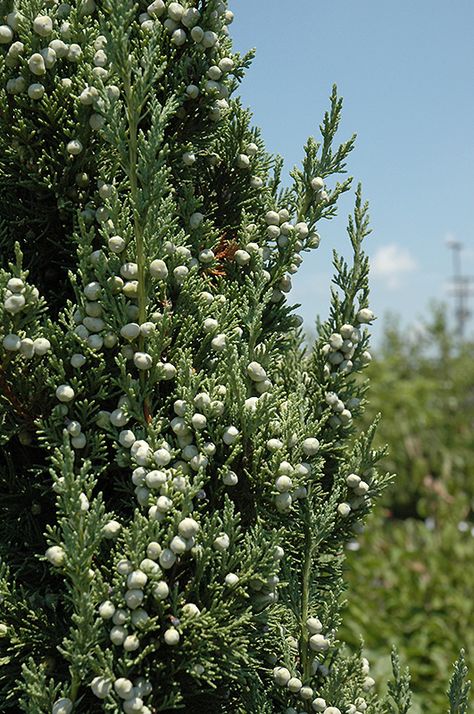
[0,1,469,712]
[343,309,474,712]
[363,307,474,517]
[384,649,411,714]
[344,510,474,713]
[0,1,383,711]
[448,651,471,714]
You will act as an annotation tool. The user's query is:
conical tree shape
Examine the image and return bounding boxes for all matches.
[0,2,470,713]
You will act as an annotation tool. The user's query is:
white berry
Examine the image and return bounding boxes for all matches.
[223,426,239,445]
[56,385,75,402]
[67,139,83,155]
[357,308,375,323]
[287,677,302,693]
[309,633,330,651]
[52,699,73,714]
[91,676,112,699]
[134,352,153,370]
[114,677,133,699]
[222,470,238,486]
[164,627,180,645]
[236,153,251,170]
[247,361,267,382]
[4,294,25,313]
[337,502,351,517]
[2,334,21,351]
[159,548,177,570]
[33,337,51,355]
[307,617,323,634]
[302,437,320,456]
[213,533,230,552]
[45,545,65,566]
[33,15,53,37]
[147,0,165,17]
[103,520,121,538]
[273,666,291,686]
[153,581,169,600]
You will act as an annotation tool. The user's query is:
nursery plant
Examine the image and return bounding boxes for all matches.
[344,508,474,714]
[0,1,470,713]
[343,311,474,712]
[360,307,474,517]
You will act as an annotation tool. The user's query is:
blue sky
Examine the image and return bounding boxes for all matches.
[231,1,474,341]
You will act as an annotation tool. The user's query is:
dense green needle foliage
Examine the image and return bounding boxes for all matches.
[0,1,470,713]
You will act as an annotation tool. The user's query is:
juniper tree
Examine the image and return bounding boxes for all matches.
[0,2,470,714]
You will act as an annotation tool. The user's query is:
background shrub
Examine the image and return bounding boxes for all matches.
[343,306,474,711]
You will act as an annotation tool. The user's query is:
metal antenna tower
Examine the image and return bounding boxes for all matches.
[446,239,474,339]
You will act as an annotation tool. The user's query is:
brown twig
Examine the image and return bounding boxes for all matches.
[207,232,239,278]
[143,399,153,425]
[0,365,37,428]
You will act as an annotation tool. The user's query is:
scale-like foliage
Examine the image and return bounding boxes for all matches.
[0,1,468,713]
